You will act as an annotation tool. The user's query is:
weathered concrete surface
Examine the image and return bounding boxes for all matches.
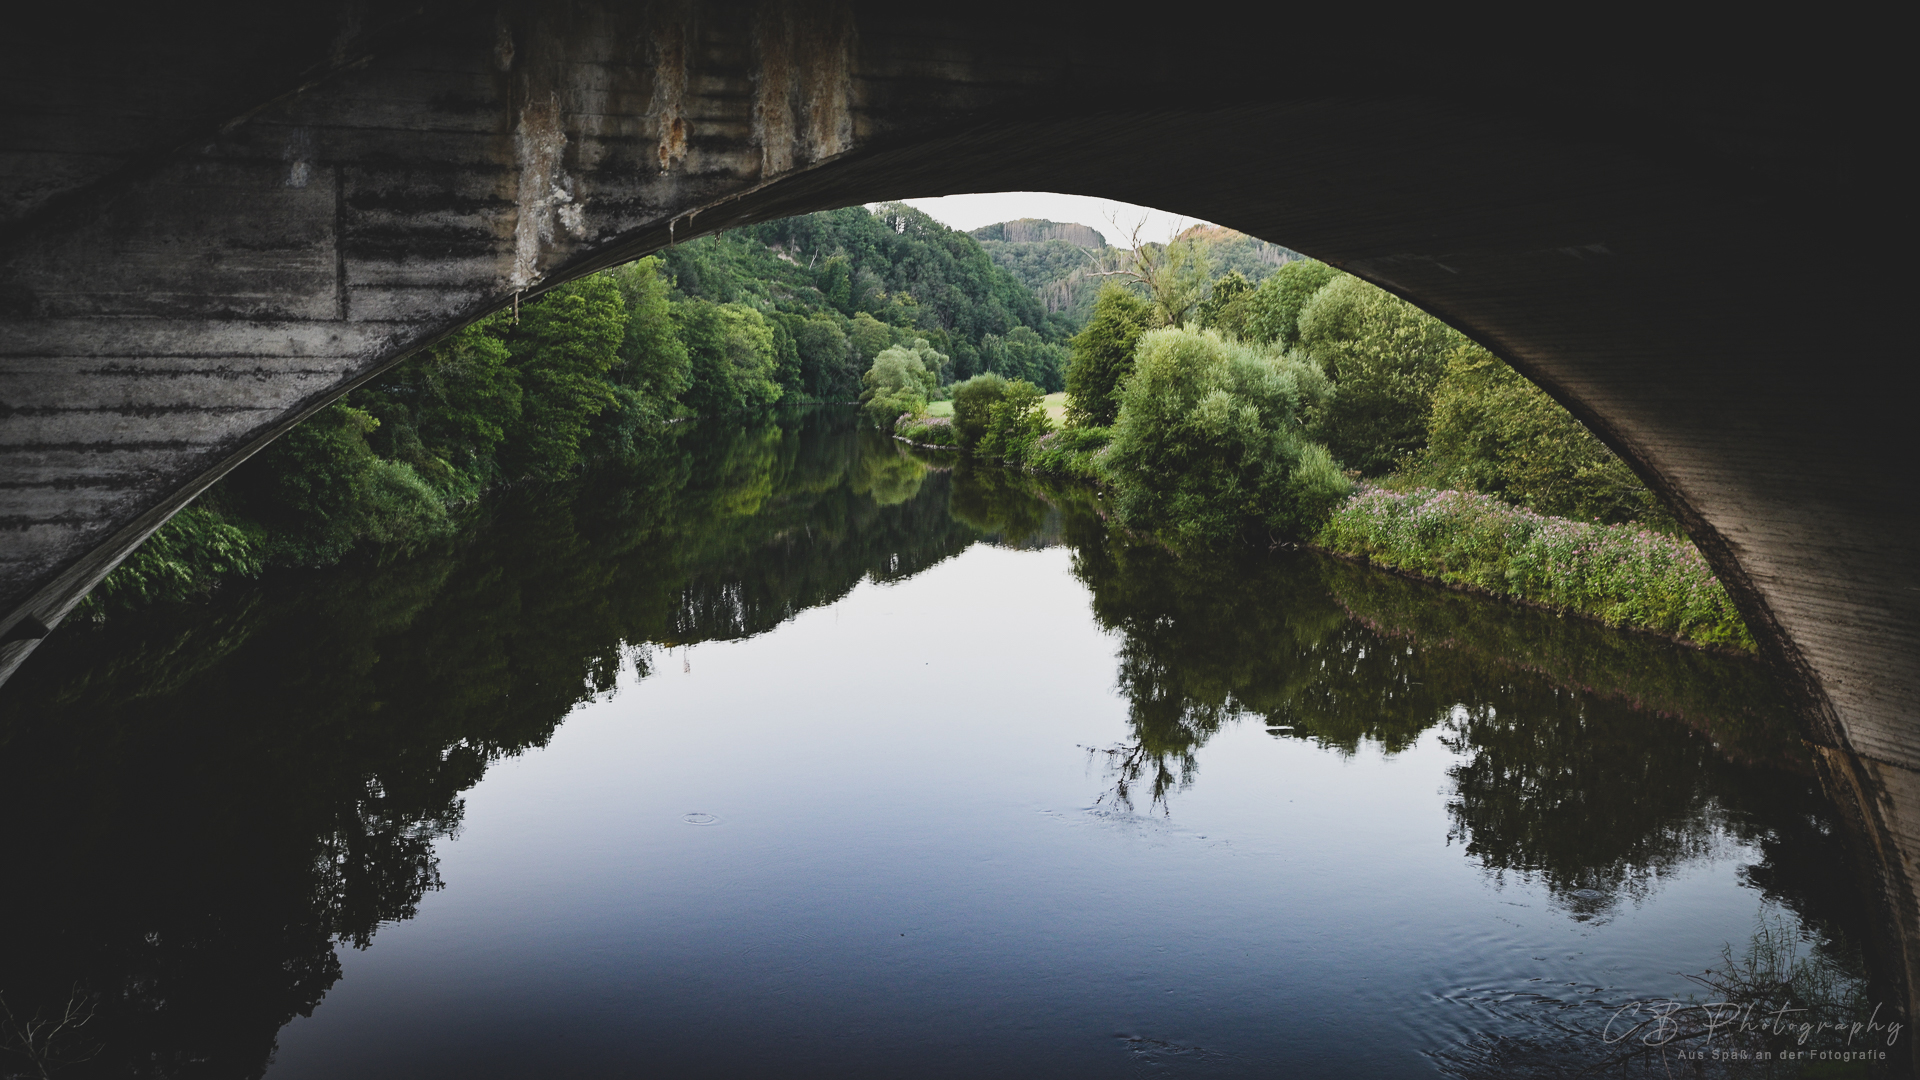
[0,0,1913,1043]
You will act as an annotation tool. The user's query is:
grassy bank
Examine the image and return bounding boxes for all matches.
[1316,487,1752,651]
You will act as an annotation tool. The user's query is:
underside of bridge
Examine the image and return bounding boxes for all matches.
[1,0,1912,1046]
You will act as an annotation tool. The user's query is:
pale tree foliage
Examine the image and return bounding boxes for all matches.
[858,339,945,427]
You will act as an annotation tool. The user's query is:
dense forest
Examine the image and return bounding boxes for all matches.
[89,203,1075,613]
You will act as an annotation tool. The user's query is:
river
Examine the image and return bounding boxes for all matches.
[0,407,1889,1078]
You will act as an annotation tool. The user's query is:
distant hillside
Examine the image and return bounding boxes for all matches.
[972,219,1119,328]
[972,219,1307,331]
[1173,224,1306,282]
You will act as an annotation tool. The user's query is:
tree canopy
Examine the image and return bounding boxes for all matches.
[1065,285,1151,427]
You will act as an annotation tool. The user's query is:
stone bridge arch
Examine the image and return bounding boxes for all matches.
[1,5,1912,1012]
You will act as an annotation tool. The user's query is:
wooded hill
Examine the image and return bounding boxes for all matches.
[973,219,1304,330]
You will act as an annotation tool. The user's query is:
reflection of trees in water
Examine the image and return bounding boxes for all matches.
[1440,698,1735,917]
[1066,513,1869,981]
[944,460,1079,549]
[0,407,982,1079]
[0,411,1875,1077]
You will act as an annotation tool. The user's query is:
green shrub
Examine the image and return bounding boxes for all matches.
[355,458,453,548]
[895,414,959,447]
[950,372,1010,450]
[1318,487,1752,649]
[977,380,1050,464]
[1025,425,1111,482]
[80,505,267,615]
[1402,343,1677,531]
[859,342,939,427]
[1104,328,1348,548]
[1297,274,1458,475]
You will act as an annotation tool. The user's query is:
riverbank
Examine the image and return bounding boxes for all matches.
[1315,487,1753,651]
[905,408,1753,653]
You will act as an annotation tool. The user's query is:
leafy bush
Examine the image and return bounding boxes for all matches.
[81,505,266,614]
[895,414,959,447]
[1318,487,1752,649]
[859,342,939,427]
[950,372,1011,450]
[1024,425,1111,482]
[1104,328,1349,547]
[1400,343,1677,531]
[977,380,1050,464]
[1297,274,1458,475]
[354,458,453,548]
[225,402,387,564]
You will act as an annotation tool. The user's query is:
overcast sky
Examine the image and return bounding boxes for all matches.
[886,192,1214,247]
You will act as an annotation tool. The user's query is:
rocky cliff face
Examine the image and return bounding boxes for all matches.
[971,218,1109,247]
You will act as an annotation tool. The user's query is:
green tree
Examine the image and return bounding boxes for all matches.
[673,300,784,415]
[1104,328,1347,547]
[671,299,736,417]
[818,255,854,313]
[1195,270,1254,337]
[1065,284,1151,426]
[596,259,692,457]
[977,379,1050,464]
[715,304,784,410]
[225,402,449,563]
[1241,259,1339,347]
[1297,274,1458,475]
[902,337,951,385]
[351,315,522,489]
[848,311,894,364]
[793,315,856,400]
[610,258,692,405]
[503,273,627,478]
[859,343,937,427]
[1411,343,1677,530]
[950,372,1011,450]
[979,325,1067,391]
[769,317,803,397]
[1108,226,1212,328]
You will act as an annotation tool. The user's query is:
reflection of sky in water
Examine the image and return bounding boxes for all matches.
[266,545,1798,1079]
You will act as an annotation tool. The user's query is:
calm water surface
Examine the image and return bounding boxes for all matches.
[0,409,1875,1078]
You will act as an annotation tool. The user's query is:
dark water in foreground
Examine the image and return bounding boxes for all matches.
[0,408,1890,1078]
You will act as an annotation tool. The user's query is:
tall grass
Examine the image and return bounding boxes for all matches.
[1318,487,1753,650]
